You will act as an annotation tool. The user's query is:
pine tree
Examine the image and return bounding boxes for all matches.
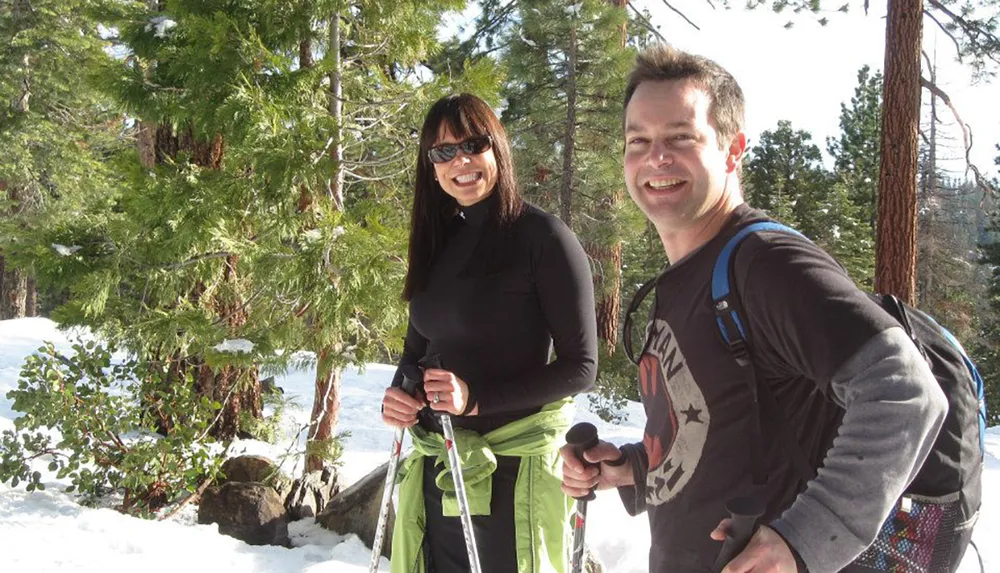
[973,148,1000,426]
[0,0,125,319]
[749,0,1000,304]
[29,1,460,453]
[502,0,634,353]
[743,120,831,236]
[827,66,882,231]
[826,65,883,287]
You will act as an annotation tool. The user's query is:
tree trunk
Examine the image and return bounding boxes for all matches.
[559,26,578,227]
[587,241,622,352]
[1,262,28,319]
[136,112,258,439]
[875,0,922,304]
[918,59,937,307]
[204,253,261,440]
[304,12,346,474]
[306,348,343,473]
[585,0,631,355]
[328,13,344,211]
[26,274,37,317]
[0,254,6,319]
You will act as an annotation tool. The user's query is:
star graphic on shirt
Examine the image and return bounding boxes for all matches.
[681,404,703,424]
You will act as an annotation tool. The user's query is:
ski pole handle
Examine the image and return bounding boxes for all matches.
[566,422,600,573]
[711,496,765,573]
[566,422,600,500]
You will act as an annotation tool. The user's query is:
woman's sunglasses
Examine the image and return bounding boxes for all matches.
[427,135,493,164]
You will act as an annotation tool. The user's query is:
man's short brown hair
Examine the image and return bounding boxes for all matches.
[624,45,745,148]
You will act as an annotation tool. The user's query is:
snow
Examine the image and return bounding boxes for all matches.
[213,338,256,354]
[144,16,177,39]
[0,317,996,572]
[51,244,82,256]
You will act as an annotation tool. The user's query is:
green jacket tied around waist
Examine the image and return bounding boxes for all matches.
[389,398,576,573]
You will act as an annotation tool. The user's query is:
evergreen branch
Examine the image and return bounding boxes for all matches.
[660,0,701,30]
[342,37,392,61]
[920,76,998,197]
[157,251,234,271]
[924,9,965,61]
[918,126,931,147]
[926,0,1000,66]
[628,1,669,43]
[142,80,185,94]
[343,148,408,169]
[449,0,518,59]
[207,286,267,329]
[344,165,410,182]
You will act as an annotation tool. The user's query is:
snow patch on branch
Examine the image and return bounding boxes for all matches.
[213,339,255,354]
[52,244,82,256]
[145,16,177,38]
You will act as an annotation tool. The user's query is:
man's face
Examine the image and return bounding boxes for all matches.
[623,79,740,232]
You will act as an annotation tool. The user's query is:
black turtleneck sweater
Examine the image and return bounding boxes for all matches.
[393,194,598,433]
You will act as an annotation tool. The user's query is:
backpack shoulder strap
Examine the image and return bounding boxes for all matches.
[712,221,815,486]
[623,268,667,366]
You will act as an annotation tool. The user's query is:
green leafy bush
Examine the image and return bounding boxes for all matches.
[0,341,224,515]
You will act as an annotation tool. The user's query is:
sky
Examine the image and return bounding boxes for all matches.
[442,1,1000,178]
[0,317,997,572]
[635,0,1000,176]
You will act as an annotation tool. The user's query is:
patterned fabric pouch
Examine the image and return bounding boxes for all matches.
[850,494,976,573]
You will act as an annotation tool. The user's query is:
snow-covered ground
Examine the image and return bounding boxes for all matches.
[0,317,995,572]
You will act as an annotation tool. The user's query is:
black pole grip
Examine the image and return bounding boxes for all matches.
[398,363,423,397]
[711,496,765,573]
[565,422,600,501]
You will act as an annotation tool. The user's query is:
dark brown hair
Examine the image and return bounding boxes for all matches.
[403,94,523,301]
[624,45,745,148]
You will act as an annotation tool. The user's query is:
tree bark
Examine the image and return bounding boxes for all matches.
[133,72,257,439]
[304,12,347,474]
[306,348,343,473]
[559,26,578,227]
[26,274,37,317]
[875,0,922,304]
[0,254,6,319]
[2,265,28,319]
[585,0,631,354]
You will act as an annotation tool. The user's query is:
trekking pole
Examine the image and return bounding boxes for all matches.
[711,496,765,573]
[421,354,483,573]
[566,422,600,573]
[368,370,421,573]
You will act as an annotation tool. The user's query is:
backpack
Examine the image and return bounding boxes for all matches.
[624,221,986,573]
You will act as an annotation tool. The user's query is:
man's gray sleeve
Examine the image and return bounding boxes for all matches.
[769,326,948,573]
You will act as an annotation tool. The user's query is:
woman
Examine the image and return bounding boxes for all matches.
[381,93,598,573]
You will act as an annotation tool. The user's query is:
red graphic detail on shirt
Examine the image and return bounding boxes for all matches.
[639,354,678,469]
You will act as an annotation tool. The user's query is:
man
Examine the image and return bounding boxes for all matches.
[560,45,948,573]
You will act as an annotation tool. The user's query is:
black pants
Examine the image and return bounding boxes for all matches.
[422,455,521,573]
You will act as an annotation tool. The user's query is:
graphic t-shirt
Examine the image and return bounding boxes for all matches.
[633,205,897,572]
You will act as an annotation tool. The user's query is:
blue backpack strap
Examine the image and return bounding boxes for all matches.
[712,221,815,486]
[938,327,988,459]
[711,222,804,345]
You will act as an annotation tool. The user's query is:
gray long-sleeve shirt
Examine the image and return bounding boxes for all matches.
[617,205,946,572]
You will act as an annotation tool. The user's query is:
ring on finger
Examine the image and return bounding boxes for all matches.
[433,392,441,404]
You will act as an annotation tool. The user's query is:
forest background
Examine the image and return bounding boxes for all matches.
[1,0,999,513]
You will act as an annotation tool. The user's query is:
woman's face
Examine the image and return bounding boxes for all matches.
[430,124,498,207]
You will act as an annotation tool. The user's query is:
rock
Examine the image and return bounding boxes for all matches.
[261,376,284,395]
[585,545,605,573]
[317,461,392,558]
[220,455,280,485]
[285,467,340,520]
[198,482,289,547]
